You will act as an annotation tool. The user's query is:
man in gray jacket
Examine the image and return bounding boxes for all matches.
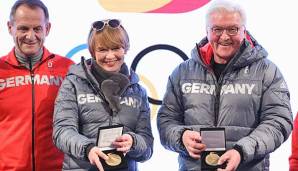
[157,1,293,171]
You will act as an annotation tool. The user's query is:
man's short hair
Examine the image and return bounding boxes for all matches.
[10,0,49,22]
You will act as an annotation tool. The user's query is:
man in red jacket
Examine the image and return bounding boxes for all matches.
[290,113,298,171]
[0,0,74,170]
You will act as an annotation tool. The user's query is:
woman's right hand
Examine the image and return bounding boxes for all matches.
[88,146,109,171]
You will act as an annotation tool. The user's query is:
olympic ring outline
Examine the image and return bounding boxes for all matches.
[66,44,88,58]
[131,44,188,105]
[138,74,159,119]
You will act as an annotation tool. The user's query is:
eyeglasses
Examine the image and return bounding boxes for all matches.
[92,19,121,31]
[210,26,240,36]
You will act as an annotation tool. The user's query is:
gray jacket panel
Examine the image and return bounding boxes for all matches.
[53,58,153,171]
[157,33,293,171]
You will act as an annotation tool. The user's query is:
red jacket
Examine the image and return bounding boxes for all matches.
[290,113,298,171]
[0,48,74,171]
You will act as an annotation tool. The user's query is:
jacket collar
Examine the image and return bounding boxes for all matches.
[3,47,55,67]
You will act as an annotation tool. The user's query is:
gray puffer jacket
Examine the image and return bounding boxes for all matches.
[53,58,153,171]
[157,33,293,171]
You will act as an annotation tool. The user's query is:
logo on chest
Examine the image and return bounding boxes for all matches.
[77,94,141,108]
[181,83,255,95]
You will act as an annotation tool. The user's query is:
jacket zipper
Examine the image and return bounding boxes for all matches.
[109,113,113,126]
[29,59,36,171]
[214,77,223,126]
[207,68,221,126]
[213,63,233,126]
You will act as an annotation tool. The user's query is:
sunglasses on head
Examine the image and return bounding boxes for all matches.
[92,19,121,31]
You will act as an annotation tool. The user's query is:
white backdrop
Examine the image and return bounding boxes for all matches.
[1,1,297,170]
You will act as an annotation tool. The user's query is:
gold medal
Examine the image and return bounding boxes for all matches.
[105,153,122,166]
[205,152,220,166]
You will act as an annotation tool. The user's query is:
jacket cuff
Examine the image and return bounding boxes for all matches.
[233,144,244,163]
[180,128,193,150]
[85,143,96,161]
[126,132,136,151]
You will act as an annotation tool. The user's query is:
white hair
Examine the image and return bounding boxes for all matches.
[206,0,247,27]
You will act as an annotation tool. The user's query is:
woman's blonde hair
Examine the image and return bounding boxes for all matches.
[87,21,130,58]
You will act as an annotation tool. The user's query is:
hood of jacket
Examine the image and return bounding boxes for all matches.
[191,31,268,70]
